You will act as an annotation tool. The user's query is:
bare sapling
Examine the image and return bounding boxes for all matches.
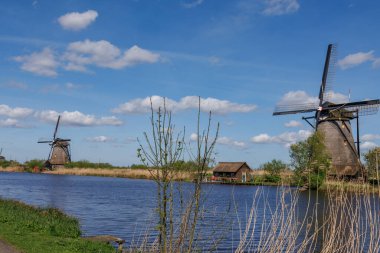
[137,97,219,252]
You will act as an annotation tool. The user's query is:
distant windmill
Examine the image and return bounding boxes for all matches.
[0,148,5,161]
[38,115,71,169]
[273,44,380,179]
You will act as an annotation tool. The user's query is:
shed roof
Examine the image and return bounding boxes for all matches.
[213,162,251,173]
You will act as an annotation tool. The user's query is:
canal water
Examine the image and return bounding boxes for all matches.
[0,172,374,252]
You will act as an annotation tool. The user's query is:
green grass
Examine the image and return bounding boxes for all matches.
[0,198,115,253]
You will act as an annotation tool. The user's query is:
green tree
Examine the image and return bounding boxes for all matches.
[290,131,331,189]
[262,159,286,183]
[363,147,380,179]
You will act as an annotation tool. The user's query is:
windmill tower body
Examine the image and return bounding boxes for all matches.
[273,44,380,178]
[50,140,71,165]
[317,112,361,176]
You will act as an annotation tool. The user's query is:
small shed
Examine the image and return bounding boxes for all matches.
[212,162,252,183]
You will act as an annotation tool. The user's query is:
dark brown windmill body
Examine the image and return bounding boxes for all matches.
[38,115,71,169]
[274,44,380,178]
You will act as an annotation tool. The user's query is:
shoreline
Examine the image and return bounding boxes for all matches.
[1,167,379,193]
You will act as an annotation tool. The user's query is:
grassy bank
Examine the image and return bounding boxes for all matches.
[0,199,114,253]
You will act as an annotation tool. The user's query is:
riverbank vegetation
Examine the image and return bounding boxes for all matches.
[235,182,380,253]
[0,198,114,253]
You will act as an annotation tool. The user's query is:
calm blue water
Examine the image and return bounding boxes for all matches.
[0,172,367,252]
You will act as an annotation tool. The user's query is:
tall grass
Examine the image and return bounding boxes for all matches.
[236,182,380,253]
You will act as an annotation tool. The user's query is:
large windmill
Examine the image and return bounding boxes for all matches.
[273,44,380,178]
[38,115,71,169]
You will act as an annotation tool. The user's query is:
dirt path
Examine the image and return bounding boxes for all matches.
[0,239,21,253]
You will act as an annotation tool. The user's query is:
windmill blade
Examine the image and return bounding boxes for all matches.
[273,103,318,115]
[319,44,337,104]
[325,99,380,116]
[56,138,71,142]
[38,140,53,143]
[53,115,61,140]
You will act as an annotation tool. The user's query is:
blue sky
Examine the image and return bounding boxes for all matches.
[1,0,380,167]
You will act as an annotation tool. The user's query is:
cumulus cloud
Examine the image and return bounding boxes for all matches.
[0,104,34,118]
[324,91,349,104]
[362,134,380,142]
[0,118,23,128]
[372,58,380,68]
[251,130,312,147]
[190,133,246,149]
[263,0,300,16]
[285,120,302,128]
[35,110,122,126]
[275,91,319,112]
[58,10,98,31]
[338,50,375,70]
[13,48,58,77]
[113,96,257,115]
[85,135,115,142]
[63,40,160,71]
[182,0,204,8]
[361,141,378,150]
[217,136,247,149]
[275,90,349,112]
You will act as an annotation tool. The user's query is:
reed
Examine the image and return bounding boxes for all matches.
[43,167,195,181]
[236,182,380,253]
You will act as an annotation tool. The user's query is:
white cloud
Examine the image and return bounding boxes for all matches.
[85,135,115,143]
[276,91,319,111]
[0,104,34,118]
[217,136,247,149]
[58,10,98,31]
[285,120,302,128]
[190,133,198,141]
[63,40,160,71]
[263,0,300,16]
[325,91,349,104]
[35,110,122,126]
[251,130,312,147]
[190,133,246,149]
[362,134,380,142]
[372,58,380,68]
[338,50,375,70]
[0,118,22,128]
[113,96,257,114]
[182,0,204,8]
[276,91,349,111]
[13,48,58,77]
[361,141,378,150]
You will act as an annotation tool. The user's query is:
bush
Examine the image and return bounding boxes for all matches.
[262,159,287,183]
[290,132,330,189]
[363,147,380,178]
[24,159,45,171]
[64,160,113,169]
